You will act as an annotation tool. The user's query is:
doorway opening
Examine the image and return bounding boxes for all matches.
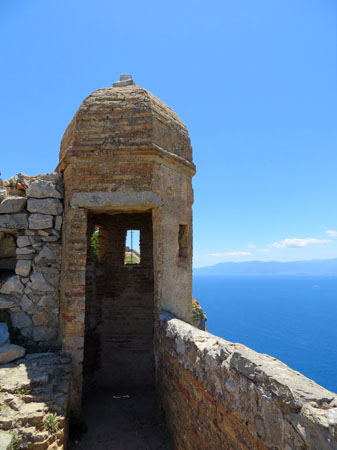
[83,212,155,394]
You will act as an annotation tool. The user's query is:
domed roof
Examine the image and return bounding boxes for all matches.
[59,83,193,168]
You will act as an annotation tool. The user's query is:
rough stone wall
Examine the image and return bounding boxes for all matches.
[0,174,63,347]
[157,314,337,450]
[83,212,154,392]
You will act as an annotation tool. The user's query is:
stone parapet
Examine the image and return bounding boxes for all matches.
[157,313,337,450]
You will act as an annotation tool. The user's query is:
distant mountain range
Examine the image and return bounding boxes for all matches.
[193,258,337,276]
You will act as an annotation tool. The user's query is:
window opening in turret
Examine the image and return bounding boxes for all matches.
[178,224,188,262]
[90,226,100,262]
[125,230,141,264]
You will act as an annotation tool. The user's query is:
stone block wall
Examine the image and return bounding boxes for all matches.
[157,314,337,450]
[0,173,64,347]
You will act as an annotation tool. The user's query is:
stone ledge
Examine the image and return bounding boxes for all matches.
[70,190,162,211]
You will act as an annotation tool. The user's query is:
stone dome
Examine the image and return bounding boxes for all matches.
[59,84,193,168]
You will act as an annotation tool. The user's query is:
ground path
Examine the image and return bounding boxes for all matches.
[69,387,171,450]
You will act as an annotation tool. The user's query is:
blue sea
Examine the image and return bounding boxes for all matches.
[192,275,337,394]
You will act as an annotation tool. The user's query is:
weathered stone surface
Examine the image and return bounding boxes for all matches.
[0,296,15,309]
[158,314,337,450]
[16,236,30,247]
[37,295,56,308]
[28,214,53,230]
[15,260,31,277]
[54,215,62,231]
[26,180,62,199]
[34,245,57,266]
[0,187,7,200]
[27,273,53,293]
[0,196,26,214]
[0,276,24,297]
[0,214,28,230]
[0,352,70,449]
[32,312,49,326]
[71,191,162,210]
[0,343,25,364]
[0,324,9,344]
[0,430,11,450]
[33,326,57,342]
[16,246,34,255]
[20,295,35,314]
[27,198,63,215]
[11,311,32,329]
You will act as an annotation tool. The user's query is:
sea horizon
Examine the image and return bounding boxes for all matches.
[192,274,337,394]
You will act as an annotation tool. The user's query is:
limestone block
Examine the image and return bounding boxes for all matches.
[34,245,57,266]
[26,180,62,199]
[0,276,24,296]
[0,295,15,309]
[38,295,57,308]
[11,311,32,329]
[32,312,49,326]
[0,343,25,364]
[33,326,57,342]
[27,273,54,293]
[54,215,63,231]
[0,213,28,230]
[27,198,63,215]
[0,196,26,214]
[21,295,35,314]
[16,247,34,255]
[15,260,31,277]
[28,214,53,230]
[0,430,11,449]
[0,187,7,200]
[70,191,162,210]
[16,236,30,247]
[0,323,9,344]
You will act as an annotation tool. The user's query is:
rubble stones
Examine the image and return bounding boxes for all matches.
[16,236,30,247]
[27,273,53,293]
[0,352,70,448]
[26,180,62,199]
[0,343,25,364]
[0,187,7,200]
[15,260,31,277]
[0,296,15,309]
[27,198,63,215]
[0,430,11,449]
[0,276,24,297]
[0,196,26,214]
[34,245,57,266]
[0,214,28,229]
[11,311,32,329]
[0,324,9,344]
[33,326,57,342]
[28,214,53,229]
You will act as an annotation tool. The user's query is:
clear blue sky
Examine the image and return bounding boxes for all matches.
[1,0,336,267]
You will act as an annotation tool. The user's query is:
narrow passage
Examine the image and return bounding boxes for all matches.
[69,387,171,450]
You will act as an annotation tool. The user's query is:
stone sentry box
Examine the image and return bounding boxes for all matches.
[57,75,196,413]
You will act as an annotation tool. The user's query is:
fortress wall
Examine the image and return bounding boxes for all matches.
[0,173,64,347]
[157,313,337,450]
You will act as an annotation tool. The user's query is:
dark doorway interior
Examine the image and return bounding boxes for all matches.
[83,212,155,393]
